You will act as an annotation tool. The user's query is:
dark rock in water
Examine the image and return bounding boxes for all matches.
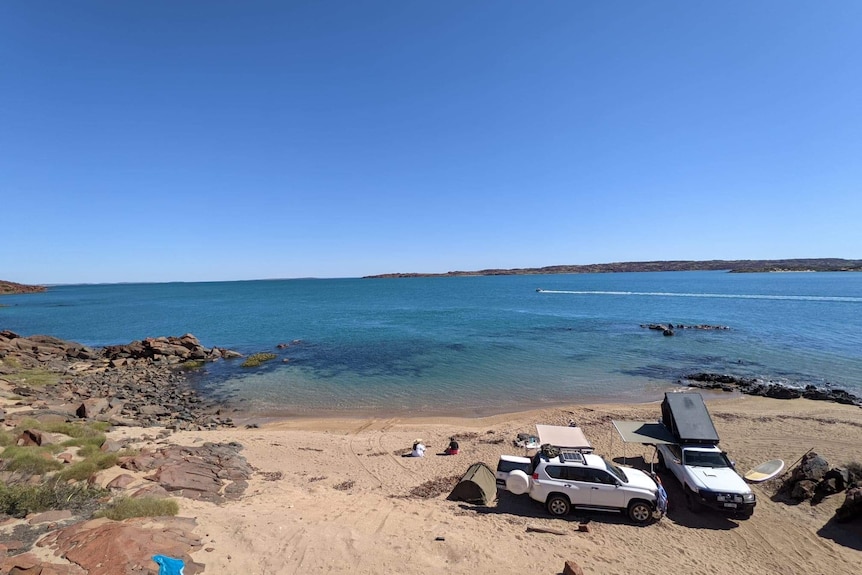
[641,323,730,331]
[663,328,674,336]
[764,385,801,400]
[683,372,862,407]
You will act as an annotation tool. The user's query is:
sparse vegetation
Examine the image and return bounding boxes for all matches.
[0,480,105,518]
[56,453,119,482]
[94,496,178,520]
[241,352,277,368]
[4,368,60,387]
[0,445,64,474]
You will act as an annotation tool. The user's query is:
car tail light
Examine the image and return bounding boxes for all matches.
[532,473,539,480]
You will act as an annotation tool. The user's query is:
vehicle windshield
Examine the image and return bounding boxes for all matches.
[602,457,627,483]
[684,451,731,468]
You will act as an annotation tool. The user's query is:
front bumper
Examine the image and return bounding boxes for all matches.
[696,490,756,514]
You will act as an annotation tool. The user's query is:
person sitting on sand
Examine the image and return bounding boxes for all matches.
[444,439,459,455]
[411,439,426,457]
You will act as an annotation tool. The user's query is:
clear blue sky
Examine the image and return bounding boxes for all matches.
[2,1,860,284]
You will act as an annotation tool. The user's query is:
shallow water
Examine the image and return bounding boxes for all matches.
[3,271,861,416]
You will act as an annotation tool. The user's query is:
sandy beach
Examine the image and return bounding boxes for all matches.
[92,395,860,575]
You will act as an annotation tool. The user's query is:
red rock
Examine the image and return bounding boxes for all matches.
[38,517,203,575]
[28,510,74,525]
[75,398,109,419]
[105,474,136,490]
[563,559,586,575]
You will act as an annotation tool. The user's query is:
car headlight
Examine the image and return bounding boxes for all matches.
[743,492,756,502]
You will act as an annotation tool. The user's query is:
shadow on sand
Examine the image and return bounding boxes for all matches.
[465,464,742,532]
[816,515,862,551]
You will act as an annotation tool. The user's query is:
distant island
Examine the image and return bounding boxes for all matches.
[364,258,862,279]
[0,279,47,295]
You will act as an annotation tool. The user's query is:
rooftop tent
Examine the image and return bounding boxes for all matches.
[661,392,720,444]
[535,425,594,452]
[448,462,497,505]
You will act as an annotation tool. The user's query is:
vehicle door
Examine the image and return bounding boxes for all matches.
[543,465,590,505]
[666,444,686,484]
[583,469,625,508]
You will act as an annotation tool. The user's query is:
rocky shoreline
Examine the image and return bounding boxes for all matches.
[682,372,862,407]
[0,331,244,430]
[0,332,258,574]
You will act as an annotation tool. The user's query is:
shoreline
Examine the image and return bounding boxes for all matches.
[3,332,862,573]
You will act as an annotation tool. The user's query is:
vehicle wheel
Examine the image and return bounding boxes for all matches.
[546,494,570,517]
[628,500,653,524]
[656,452,666,472]
[684,486,702,512]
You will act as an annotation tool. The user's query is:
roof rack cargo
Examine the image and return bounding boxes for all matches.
[661,392,720,444]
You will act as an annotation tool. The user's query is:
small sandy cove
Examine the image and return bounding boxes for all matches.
[122,396,861,574]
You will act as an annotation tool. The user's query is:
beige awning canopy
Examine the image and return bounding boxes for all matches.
[612,420,676,445]
[535,424,593,451]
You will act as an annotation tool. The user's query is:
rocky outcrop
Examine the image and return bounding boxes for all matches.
[35,516,203,575]
[683,372,862,407]
[120,442,252,502]
[641,323,730,332]
[778,452,862,506]
[0,280,47,295]
[0,331,243,430]
[835,486,862,522]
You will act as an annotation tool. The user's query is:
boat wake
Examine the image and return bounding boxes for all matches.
[536,290,862,303]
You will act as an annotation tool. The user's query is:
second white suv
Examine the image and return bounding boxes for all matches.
[528,449,658,523]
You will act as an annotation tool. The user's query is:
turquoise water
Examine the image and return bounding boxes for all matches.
[2,271,861,416]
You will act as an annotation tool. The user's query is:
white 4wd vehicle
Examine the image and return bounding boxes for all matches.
[500,450,658,523]
[656,443,755,517]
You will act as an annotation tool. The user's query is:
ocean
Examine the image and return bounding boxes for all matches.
[2,271,861,417]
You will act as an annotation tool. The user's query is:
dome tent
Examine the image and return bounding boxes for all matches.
[448,462,497,505]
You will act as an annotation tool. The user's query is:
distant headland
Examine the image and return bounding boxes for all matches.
[364,258,862,279]
[0,280,46,295]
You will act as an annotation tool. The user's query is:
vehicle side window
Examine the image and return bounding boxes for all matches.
[667,444,682,460]
[545,466,566,480]
[585,469,616,484]
[564,467,591,482]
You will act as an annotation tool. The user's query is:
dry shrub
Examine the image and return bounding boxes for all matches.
[408,474,461,499]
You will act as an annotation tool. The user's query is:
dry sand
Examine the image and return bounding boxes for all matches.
[118,395,862,575]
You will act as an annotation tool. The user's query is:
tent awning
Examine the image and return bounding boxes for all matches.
[535,424,592,451]
[612,420,677,445]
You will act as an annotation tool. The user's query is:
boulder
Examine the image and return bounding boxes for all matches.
[799,452,830,482]
[835,486,862,522]
[791,480,817,501]
[76,398,109,419]
[105,474,138,490]
[563,560,586,575]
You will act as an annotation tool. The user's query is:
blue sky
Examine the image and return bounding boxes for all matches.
[2,1,860,284]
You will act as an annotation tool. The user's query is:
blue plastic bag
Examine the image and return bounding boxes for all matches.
[153,554,185,575]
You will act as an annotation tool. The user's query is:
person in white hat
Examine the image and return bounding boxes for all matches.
[411,439,426,457]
